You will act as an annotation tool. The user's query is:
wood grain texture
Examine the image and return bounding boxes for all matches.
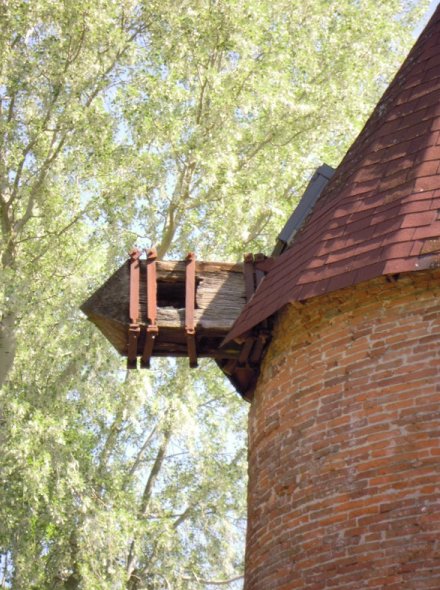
[81,259,247,358]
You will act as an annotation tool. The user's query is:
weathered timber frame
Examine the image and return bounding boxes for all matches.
[127,250,201,369]
[216,253,273,401]
[82,251,274,399]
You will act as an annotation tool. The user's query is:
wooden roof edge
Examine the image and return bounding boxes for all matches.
[152,259,245,273]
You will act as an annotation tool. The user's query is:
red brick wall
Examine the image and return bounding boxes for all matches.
[245,270,440,590]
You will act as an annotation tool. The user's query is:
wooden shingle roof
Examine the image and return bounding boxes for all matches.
[226,5,440,345]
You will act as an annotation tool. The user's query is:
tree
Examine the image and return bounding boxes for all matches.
[0,0,428,588]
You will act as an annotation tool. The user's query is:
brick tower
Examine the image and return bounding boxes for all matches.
[226,6,440,589]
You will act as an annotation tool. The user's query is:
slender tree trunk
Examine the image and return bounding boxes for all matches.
[0,219,17,389]
[60,533,81,590]
[126,426,173,586]
[63,573,80,590]
[0,310,16,389]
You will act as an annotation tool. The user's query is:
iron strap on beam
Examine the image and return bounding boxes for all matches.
[127,248,141,369]
[185,252,197,368]
[141,248,159,369]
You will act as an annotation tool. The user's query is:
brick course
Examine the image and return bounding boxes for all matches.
[245,270,440,590]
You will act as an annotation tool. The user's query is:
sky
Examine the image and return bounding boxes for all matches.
[414,0,439,36]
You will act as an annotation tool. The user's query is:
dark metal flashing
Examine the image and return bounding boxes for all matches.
[273,164,334,256]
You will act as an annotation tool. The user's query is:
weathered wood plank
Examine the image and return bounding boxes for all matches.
[81,258,248,358]
[82,260,246,330]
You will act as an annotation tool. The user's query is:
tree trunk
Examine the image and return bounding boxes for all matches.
[0,310,16,389]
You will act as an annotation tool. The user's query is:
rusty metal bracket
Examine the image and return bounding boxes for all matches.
[127,248,141,369]
[185,252,198,368]
[141,248,159,369]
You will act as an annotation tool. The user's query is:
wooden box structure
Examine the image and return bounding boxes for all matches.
[81,249,270,397]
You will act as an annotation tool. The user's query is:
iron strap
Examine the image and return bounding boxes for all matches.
[141,248,159,368]
[127,248,141,369]
[185,252,197,368]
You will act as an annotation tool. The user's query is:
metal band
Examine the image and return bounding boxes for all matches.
[141,248,159,369]
[185,252,197,368]
[146,248,158,327]
[127,248,141,369]
[141,330,157,369]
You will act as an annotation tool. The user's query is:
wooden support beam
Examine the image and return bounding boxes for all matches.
[238,336,254,366]
[250,331,269,365]
[82,249,271,399]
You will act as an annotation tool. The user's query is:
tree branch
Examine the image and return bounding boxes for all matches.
[172,504,194,529]
[156,203,178,259]
[126,423,159,480]
[139,426,172,517]
[126,423,174,580]
[13,133,68,234]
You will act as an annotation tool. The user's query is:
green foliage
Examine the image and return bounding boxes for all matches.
[0,0,428,588]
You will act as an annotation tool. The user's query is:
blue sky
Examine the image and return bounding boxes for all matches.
[415,0,439,36]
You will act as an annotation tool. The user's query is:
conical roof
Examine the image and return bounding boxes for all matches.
[226,5,440,344]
